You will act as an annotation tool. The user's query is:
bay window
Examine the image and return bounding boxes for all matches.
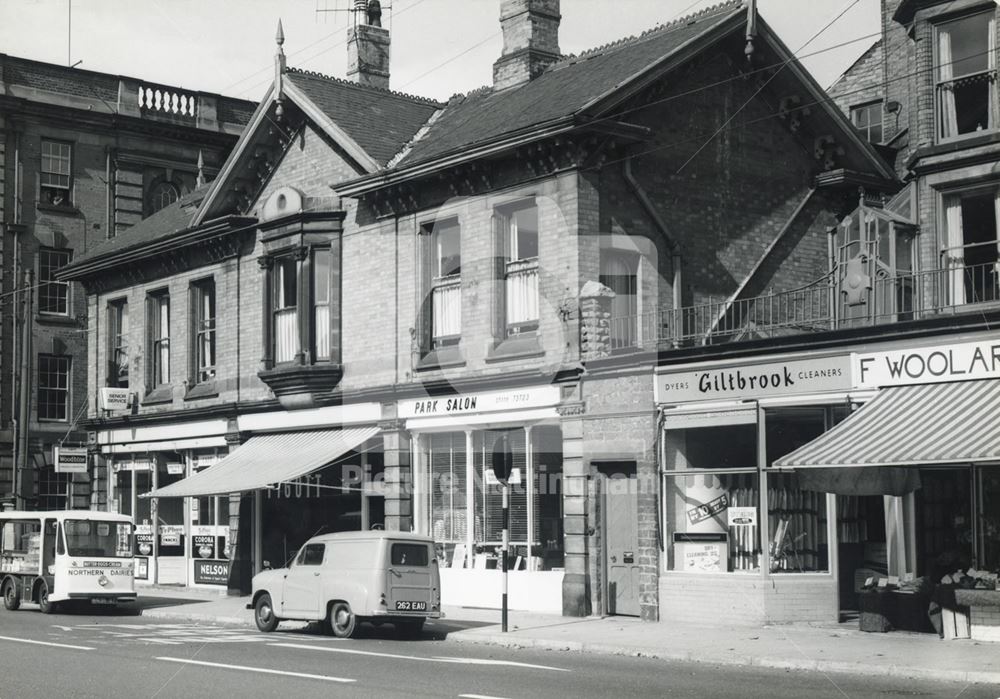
[191,279,216,384]
[429,219,461,347]
[273,257,298,364]
[936,11,997,141]
[147,290,170,388]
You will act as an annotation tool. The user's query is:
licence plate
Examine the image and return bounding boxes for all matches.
[90,597,116,605]
[395,600,427,611]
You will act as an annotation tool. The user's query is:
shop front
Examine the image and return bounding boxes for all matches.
[402,385,566,614]
[655,332,1000,631]
[105,403,384,591]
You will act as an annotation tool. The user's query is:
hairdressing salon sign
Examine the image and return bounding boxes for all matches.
[655,354,852,404]
[856,339,1000,388]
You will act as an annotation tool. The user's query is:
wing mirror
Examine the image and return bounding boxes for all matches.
[263,560,272,570]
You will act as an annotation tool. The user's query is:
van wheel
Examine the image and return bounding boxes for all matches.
[328,602,357,638]
[38,582,57,614]
[2,580,20,611]
[254,593,279,632]
[397,619,424,639]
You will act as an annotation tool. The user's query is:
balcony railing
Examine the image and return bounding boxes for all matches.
[606,258,1000,353]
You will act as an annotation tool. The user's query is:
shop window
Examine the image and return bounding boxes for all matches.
[37,354,70,421]
[423,426,563,571]
[190,279,216,384]
[38,247,71,316]
[764,409,830,574]
[662,424,760,573]
[850,101,883,143]
[155,458,185,557]
[36,465,68,510]
[146,290,171,388]
[916,468,973,578]
[495,201,539,337]
[978,468,1000,570]
[148,181,180,216]
[942,187,1000,305]
[600,253,639,350]
[40,139,72,206]
[425,218,462,348]
[936,11,997,141]
[107,299,129,388]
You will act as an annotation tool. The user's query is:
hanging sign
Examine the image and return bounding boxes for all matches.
[55,446,88,473]
[99,387,132,413]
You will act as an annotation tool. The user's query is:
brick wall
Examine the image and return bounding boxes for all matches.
[659,573,838,625]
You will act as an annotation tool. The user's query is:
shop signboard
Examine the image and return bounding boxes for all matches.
[54,446,88,474]
[856,339,1000,389]
[399,386,560,419]
[165,463,185,475]
[655,354,852,404]
[98,387,132,413]
[194,559,229,585]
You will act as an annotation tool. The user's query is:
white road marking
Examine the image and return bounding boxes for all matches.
[270,643,568,672]
[459,694,511,699]
[0,635,94,651]
[51,625,73,632]
[155,657,355,683]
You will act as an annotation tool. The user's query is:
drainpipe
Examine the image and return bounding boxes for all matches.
[15,269,33,510]
[622,157,682,338]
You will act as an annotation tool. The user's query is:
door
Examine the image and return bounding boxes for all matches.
[386,541,433,614]
[282,543,325,617]
[599,463,641,617]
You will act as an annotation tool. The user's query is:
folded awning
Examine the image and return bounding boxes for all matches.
[144,426,380,498]
[773,380,1000,496]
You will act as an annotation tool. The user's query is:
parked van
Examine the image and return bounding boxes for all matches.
[248,531,441,638]
[0,510,135,613]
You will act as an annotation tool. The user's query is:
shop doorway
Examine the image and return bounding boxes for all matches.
[837,495,887,617]
[597,462,640,617]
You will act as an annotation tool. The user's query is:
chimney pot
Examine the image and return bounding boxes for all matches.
[347,1,390,90]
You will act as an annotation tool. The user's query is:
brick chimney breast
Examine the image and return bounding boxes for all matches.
[492,0,561,91]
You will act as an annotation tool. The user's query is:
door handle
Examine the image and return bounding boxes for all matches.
[389,568,402,578]
[313,572,320,576]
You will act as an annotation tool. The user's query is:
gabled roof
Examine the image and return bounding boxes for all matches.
[284,69,441,166]
[397,2,744,168]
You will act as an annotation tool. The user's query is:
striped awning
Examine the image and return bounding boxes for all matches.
[774,380,1000,471]
[144,426,380,498]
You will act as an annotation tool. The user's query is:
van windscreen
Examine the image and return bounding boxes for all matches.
[391,543,428,567]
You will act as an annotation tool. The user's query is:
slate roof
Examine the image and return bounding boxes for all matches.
[65,188,206,270]
[396,1,743,167]
[285,68,442,165]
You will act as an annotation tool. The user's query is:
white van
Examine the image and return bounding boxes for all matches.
[248,531,441,638]
[0,510,135,613]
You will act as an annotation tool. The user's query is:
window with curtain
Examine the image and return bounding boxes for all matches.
[429,432,470,547]
[273,257,298,363]
[600,253,639,350]
[429,219,461,346]
[191,279,216,383]
[108,299,129,388]
[936,11,996,141]
[312,248,332,360]
[942,188,1000,305]
[496,201,539,336]
[148,291,170,387]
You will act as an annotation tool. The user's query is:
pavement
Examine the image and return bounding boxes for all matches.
[133,584,1000,686]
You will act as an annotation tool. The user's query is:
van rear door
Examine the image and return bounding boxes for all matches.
[386,541,432,614]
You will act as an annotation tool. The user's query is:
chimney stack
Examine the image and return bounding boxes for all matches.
[492,0,561,91]
[347,0,390,90]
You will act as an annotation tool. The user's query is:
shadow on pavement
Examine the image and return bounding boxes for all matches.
[265,616,493,642]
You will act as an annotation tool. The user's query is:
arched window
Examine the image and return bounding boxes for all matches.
[149,181,180,215]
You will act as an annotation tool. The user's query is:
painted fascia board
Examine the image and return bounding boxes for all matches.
[757,22,898,183]
[283,79,380,174]
[577,8,745,118]
[194,83,276,226]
